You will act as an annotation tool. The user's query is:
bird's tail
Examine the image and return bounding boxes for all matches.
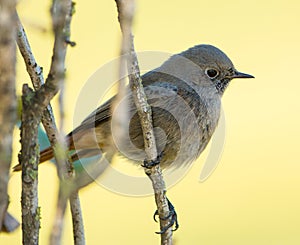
[39,147,54,163]
[13,135,74,172]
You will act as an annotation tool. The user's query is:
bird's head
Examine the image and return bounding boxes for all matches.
[180,44,254,94]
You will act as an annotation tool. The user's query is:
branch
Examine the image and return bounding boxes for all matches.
[114,0,173,244]
[16,13,59,150]
[0,0,19,234]
[23,0,73,114]
[46,1,85,245]
[19,85,41,245]
[70,192,85,244]
[16,6,84,244]
[15,1,82,244]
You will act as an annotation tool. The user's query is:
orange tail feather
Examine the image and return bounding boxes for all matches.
[39,147,54,163]
[13,135,74,172]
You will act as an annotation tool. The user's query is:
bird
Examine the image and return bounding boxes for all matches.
[13,44,253,234]
[14,44,253,172]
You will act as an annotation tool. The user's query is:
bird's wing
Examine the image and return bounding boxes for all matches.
[69,98,113,136]
[78,82,179,130]
[67,74,182,156]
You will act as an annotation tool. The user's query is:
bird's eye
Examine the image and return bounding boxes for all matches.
[205,68,219,79]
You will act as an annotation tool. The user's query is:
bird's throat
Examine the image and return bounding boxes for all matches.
[215,79,230,95]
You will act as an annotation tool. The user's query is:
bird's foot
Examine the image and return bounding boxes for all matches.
[153,198,179,234]
[142,153,162,169]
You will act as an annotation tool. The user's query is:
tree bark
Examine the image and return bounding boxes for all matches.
[70,192,85,245]
[16,14,59,153]
[19,85,42,245]
[0,0,18,234]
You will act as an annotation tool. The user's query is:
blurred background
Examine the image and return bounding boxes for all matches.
[1,0,300,244]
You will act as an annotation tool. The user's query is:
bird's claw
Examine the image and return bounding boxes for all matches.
[65,38,76,47]
[153,210,159,222]
[142,153,163,169]
[153,198,179,234]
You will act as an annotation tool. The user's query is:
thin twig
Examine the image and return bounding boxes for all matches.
[114,1,173,244]
[50,179,72,245]
[70,192,85,245]
[0,0,18,234]
[46,1,83,245]
[16,13,60,151]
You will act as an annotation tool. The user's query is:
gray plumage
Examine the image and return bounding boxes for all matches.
[13,44,253,172]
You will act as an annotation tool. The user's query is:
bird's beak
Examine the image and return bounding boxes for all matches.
[232,71,254,79]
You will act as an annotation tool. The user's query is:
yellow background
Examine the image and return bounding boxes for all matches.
[1,0,300,244]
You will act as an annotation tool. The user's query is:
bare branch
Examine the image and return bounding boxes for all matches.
[50,180,71,245]
[114,0,173,243]
[46,1,85,245]
[16,8,85,244]
[16,13,59,149]
[0,0,19,234]
[70,192,85,245]
[23,0,74,115]
[19,84,41,245]
[16,0,81,243]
